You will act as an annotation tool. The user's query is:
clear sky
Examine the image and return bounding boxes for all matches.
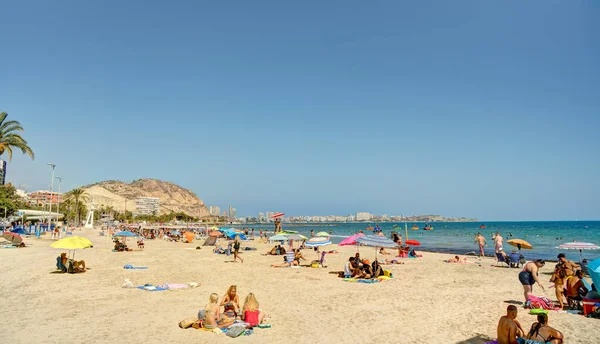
[1,1,599,220]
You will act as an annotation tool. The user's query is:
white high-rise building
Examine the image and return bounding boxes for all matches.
[210,206,221,216]
[355,212,373,221]
[135,197,160,215]
[258,213,265,222]
[266,212,274,222]
[0,160,6,185]
[229,206,236,220]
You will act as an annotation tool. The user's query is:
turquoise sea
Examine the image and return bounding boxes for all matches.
[247,221,600,262]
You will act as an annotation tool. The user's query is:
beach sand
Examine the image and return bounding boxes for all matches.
[1,228,598,344]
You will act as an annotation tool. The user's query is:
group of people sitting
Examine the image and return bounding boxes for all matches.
[202,285,268,329]
[342,253,399,279]
[263,244,286,256]
[549,253,589,309]
[113,238,131,252]
[497,305,563,344]
[55,252,86,273]
[271,249,306,267]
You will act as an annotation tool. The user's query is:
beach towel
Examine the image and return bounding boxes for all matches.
[256,324,272,329]
[527,295,556,310]
[136,285,167,291]
[225,326,246,338]
[123,264,148,269]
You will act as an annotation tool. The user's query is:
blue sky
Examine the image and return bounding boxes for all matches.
[1,1,599,220]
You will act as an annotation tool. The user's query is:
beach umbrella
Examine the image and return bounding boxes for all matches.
[557,242,600,262]
[208,226,219,231]
[113,231,137,237]
[184,232,195,243]
[280,230,298,234]
[171,230,181,236]
[507,239,533,251]
[2,232,23,244]
[10,228,28,235]
[50,236,93,260]
[356,235,398,260]
[283,233,306,241]
[268,234,288,242]
[405,239,421,246]
[271,212,285,219]
[588,258,600,292]
[316,231,330,237]
[209,231,223,237]
[305,237,331,247]
[339,233,365,246]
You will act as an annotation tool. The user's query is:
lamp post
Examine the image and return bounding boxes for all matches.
[47,163,55,230]
[55,176,62,224]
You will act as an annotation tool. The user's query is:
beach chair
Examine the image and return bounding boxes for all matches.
[495,253,509,267]
[285,251,295,264]
[56,256,67,273]
[309,251,327,268]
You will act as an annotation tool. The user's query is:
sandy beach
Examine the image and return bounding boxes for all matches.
[1,228,598,344]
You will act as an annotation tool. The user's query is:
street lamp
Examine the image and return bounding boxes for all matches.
[55,176,62,224]
[47,163,55,229]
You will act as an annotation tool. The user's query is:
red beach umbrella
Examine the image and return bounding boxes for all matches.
[271,212,285,219]
[405,240,421,246]
[2,232,23,244]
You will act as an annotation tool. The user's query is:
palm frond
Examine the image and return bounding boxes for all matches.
[0,121,24,133]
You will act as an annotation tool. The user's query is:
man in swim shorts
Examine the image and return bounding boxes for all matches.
[494,232,504,254]
[475,233,487,258]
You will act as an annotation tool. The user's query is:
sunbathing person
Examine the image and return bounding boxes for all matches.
[242,293,266,327]
[382,259,405,265]
[203,293,222,330]
[379,247,391,255]
[293,249,306,265]
[344,257,355,278]
[220,285,240,319]
[409,249,422,258]
[56,253,68,272]
[213,246,226,254]
[524,313,564,344]
[70,260,86,273]
[355,259,372,279]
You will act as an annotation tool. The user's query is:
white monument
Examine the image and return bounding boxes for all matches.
[84,196,95,228]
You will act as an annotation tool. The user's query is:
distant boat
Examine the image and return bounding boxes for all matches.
[479,224,486,229]
[423,223,434,231]
[411,224,419,230]
[366,226,374,231]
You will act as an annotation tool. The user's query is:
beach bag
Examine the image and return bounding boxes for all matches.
[178,316,198,329]
[226,326,246,338]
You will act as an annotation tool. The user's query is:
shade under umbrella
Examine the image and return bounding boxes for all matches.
[557,242,600,262]
[271,212,285,219]
[316,231,330,237]
[2,232,23,244]
[405,239,421,246]
[305,237,331,247]
[507,239,533,250]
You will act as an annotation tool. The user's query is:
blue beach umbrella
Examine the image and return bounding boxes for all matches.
[10,228,28,235]
[268,234,289,242]
[356,235,399,260]
[113,231,137,237]
[305,237,331,247]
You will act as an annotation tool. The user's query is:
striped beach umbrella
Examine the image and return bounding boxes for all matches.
[316,231,330,237]
[557,242,600,261]
[305,237,331,247]
[355,235,398,248]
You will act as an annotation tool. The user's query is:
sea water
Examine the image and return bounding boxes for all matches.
[247,221,600,262]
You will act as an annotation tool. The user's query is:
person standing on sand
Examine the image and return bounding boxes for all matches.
[497,305,525,344]
[475,233,487,257]
[494,232,504,253]
[519,260,546,302]
[233,236,243,263]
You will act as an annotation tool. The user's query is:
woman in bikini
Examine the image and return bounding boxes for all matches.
[203,293,220,329]
[524,313,563,344]
[518,259,546,302]
[233,236,243,263]
[220,285,240,320]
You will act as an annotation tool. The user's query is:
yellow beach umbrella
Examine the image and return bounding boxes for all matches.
[316,231,330,237]
[507,239,533,250]
[50,236,93,249]
[50,236,93,260]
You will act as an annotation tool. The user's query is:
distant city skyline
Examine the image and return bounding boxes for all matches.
[3,2,599,221]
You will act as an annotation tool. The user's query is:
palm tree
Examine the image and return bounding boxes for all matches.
[69,188,89,225]
[0,112,35,161]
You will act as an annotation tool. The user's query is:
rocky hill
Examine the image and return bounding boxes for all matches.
[79,179,210,218]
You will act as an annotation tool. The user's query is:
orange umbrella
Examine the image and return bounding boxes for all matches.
[209,231,223,237]
[507,239,533,250]
[184,232,195,243]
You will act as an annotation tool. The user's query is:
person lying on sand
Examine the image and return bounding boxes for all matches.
[70,260,86,273]
[444,255,469,263]
[379,247,391,255]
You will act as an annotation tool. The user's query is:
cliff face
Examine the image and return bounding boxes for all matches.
[79,179,210,218]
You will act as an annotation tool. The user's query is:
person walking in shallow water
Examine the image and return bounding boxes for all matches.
[475,233,487,258]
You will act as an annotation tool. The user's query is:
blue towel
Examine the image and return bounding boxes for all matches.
[357,279,380,284]
[136,285,167,291]
[124,264,148,269]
